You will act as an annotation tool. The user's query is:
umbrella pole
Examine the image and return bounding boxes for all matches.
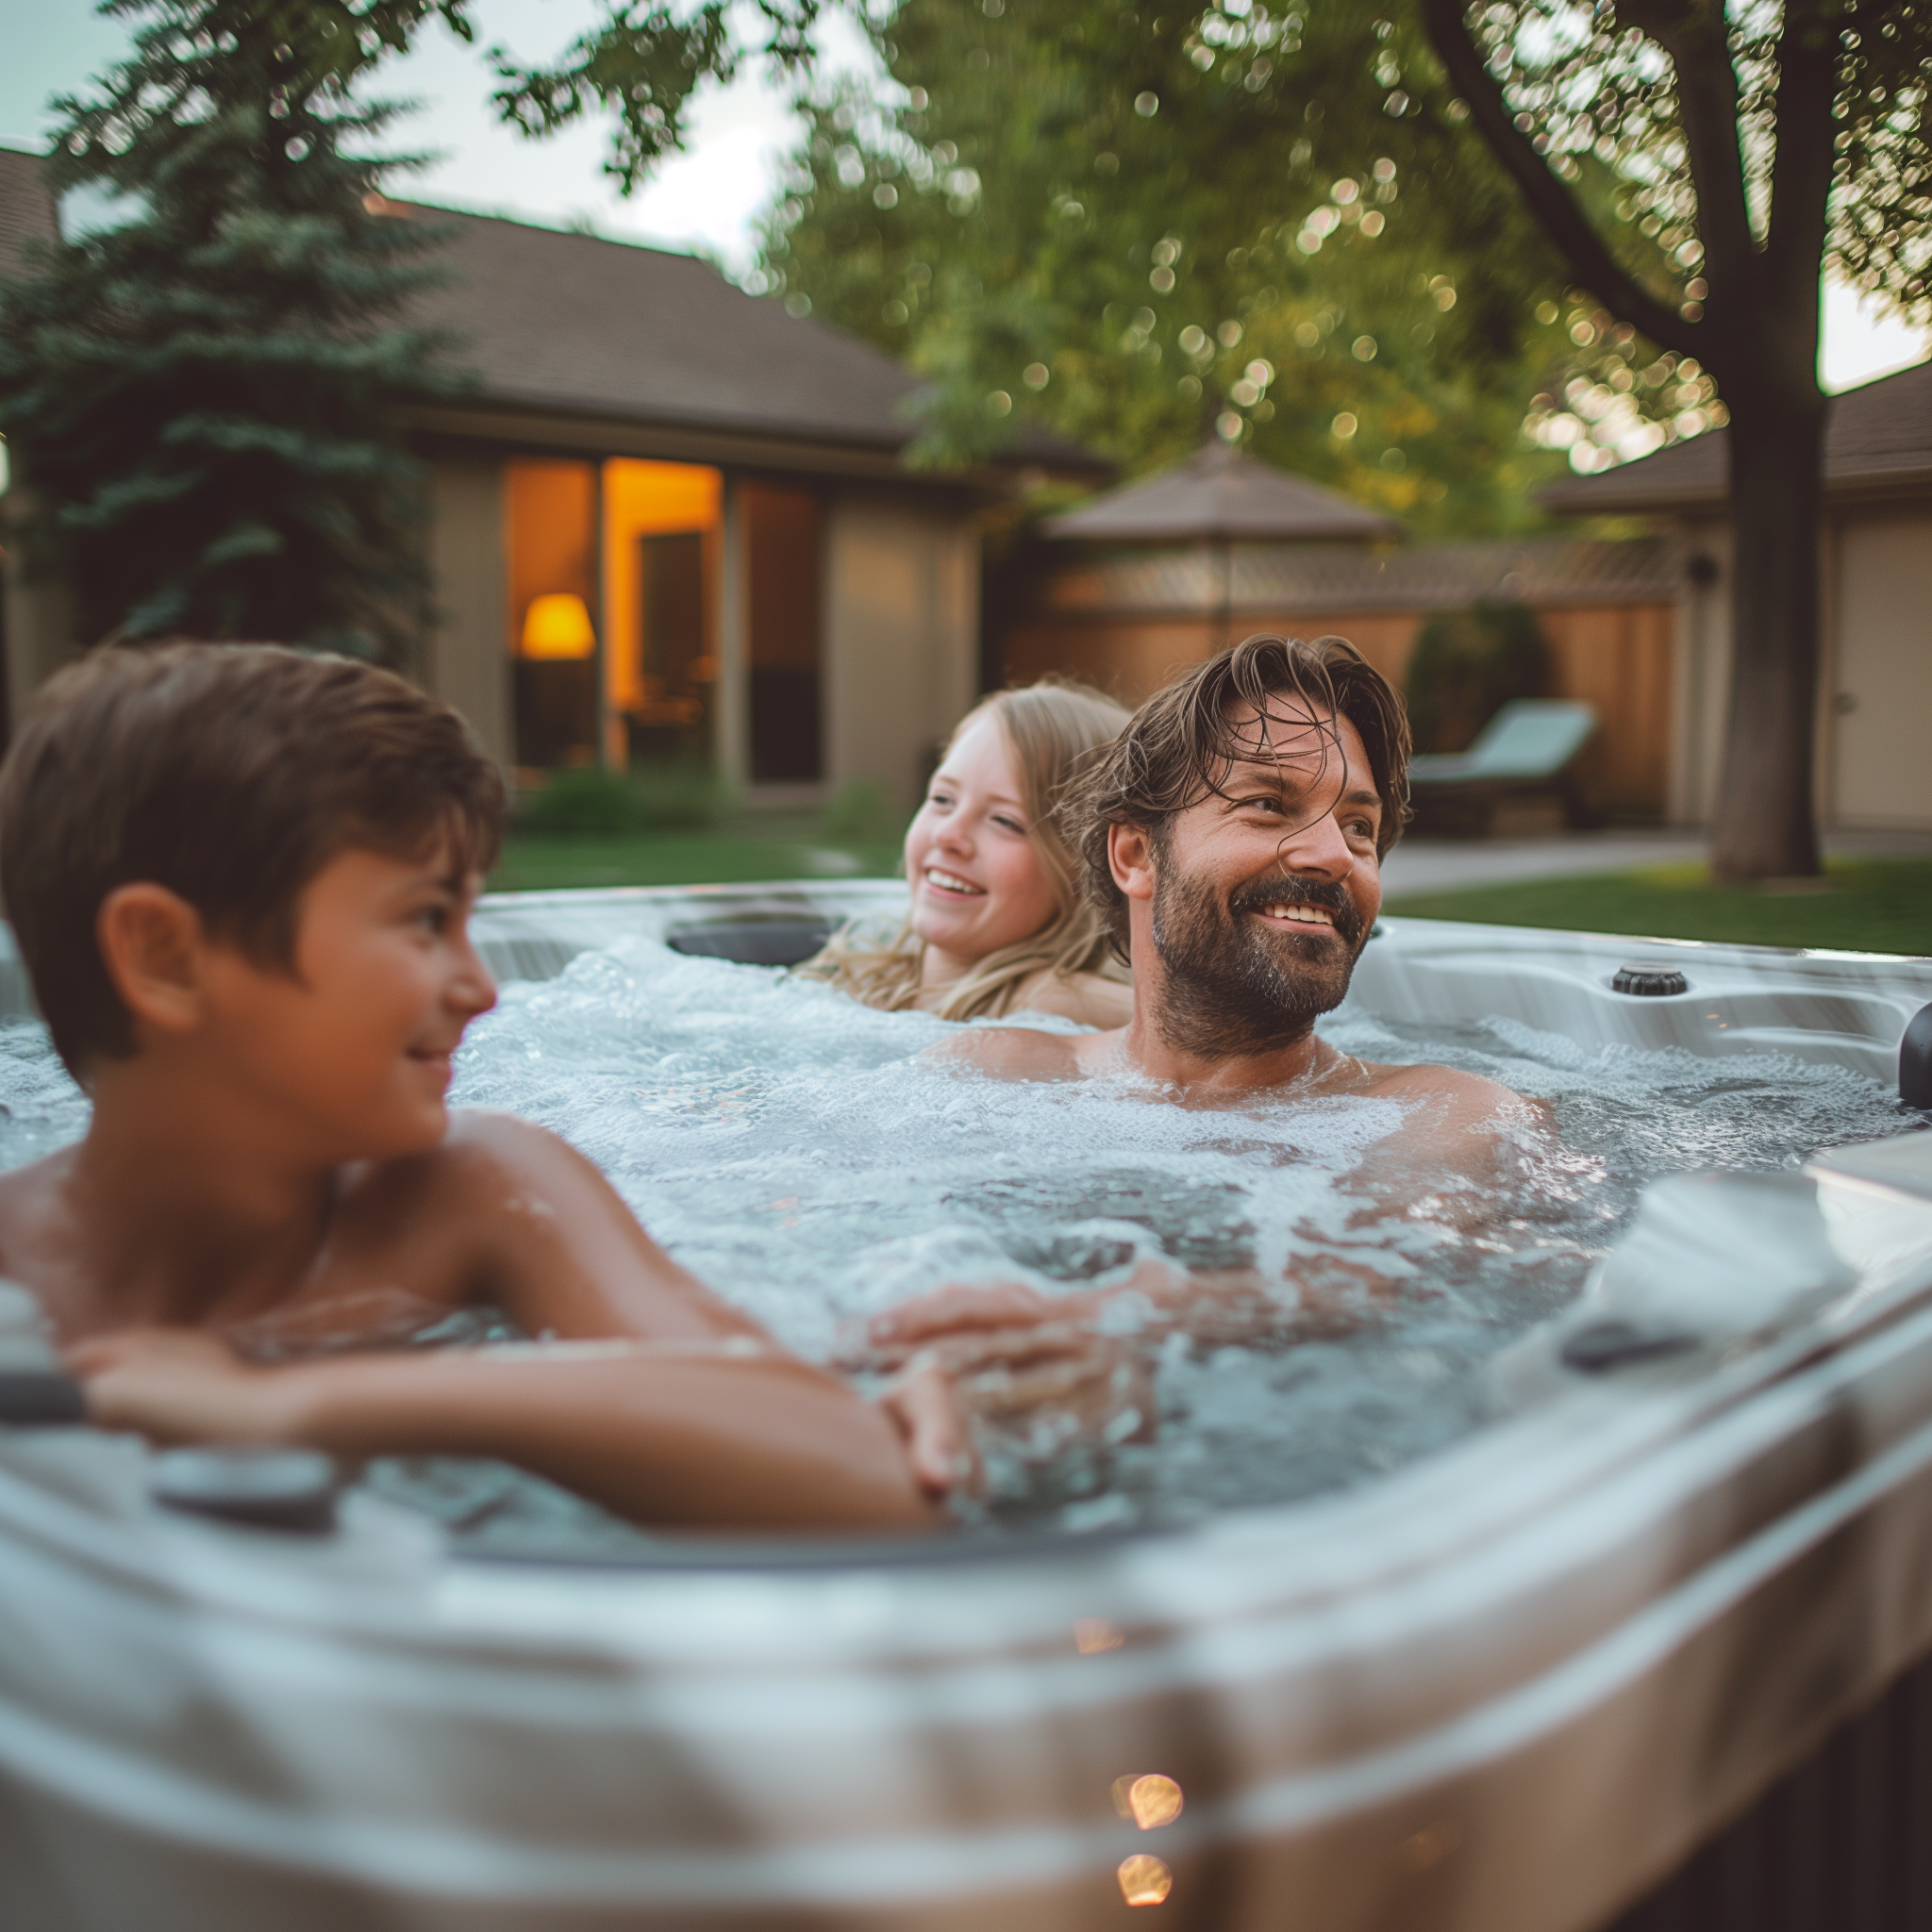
[1217,537,1234,650]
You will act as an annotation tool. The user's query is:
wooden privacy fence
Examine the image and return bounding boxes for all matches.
[992,537,1682,823]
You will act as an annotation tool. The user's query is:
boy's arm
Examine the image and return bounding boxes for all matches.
[71,1329,962,1534]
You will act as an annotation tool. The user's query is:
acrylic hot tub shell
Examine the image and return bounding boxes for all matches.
[0,885,1929,1932]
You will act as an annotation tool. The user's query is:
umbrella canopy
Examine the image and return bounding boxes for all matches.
[1042,441,1400,544]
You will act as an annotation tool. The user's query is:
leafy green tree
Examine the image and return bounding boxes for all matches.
[758,0,1686,535]
[1423,0,1932,880]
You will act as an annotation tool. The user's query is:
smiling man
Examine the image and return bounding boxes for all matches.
[931,633,1524,1136]
[861,635,1545,1367]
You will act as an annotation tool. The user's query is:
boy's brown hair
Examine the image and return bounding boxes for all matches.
[1062,633,1411,961]
[0,643,508,1074]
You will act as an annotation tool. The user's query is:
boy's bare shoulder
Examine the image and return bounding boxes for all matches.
[346,1108,591,1217]
[921,1024,1092,1082]
[0,1149,70,1278]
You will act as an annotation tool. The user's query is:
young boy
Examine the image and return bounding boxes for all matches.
[0,643,966,1532]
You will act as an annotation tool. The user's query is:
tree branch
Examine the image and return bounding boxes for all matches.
[1420,0,1701,357]
[1620,0,1759,296]
[1760,0,1840,359]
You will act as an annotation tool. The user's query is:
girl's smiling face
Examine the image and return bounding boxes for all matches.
[903,713,1060,983]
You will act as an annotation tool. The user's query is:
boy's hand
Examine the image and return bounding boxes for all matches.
[67,1328,297,1446]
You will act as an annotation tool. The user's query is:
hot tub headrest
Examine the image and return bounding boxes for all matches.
[666,919,835,968]
[1902,1004,1932,1111]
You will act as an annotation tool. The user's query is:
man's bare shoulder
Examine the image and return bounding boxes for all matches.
[1338,1059,1556,1190]
[1357,1061,1532,1114]
[1007,969,1135,1031]
[921,1024,1100,1082]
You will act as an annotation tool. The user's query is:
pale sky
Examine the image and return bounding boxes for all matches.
[2,0,1925,390]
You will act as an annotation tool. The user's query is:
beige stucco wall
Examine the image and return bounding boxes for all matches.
[822,491,979,813]
[424,457,510,768]
[1826,511,1932,827]
[1671,502,1932,831]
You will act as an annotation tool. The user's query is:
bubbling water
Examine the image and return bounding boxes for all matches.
[442,940,1920,1536]
[0,937,1920,1546]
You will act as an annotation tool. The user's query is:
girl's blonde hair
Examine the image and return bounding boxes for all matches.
[800,678,1130,1021]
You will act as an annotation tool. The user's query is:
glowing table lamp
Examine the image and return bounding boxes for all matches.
[521,593,596,660]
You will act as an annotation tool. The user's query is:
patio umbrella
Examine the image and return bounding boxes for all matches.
[1043,441,1399,643]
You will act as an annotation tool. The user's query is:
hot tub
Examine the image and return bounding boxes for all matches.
[0,884,1929,1932]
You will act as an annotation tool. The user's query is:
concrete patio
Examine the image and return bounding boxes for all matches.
[1380,826,1932,896]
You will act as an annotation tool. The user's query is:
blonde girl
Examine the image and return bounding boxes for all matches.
[801,680,1131,1026]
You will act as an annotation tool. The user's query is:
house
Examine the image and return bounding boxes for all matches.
[995,443,1683,821]
[0,146,1099,810]
[1540,358,1932,832]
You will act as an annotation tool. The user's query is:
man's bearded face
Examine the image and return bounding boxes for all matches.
[1142,698,1381,1058]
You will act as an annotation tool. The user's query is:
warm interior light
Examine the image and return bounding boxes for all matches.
[1117,1855,1173,1906]
[1127,1775,1184,1830]
[1111,1773,1184,1829]
[521,592,596,660]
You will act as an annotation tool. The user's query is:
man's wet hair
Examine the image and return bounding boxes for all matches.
[0,642,508,1075]
[1062,633,1412,961]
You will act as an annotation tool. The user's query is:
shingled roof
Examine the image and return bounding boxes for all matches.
[1541,357,1932,514]
[1045,441,1399,542]
[389,197,931,455]
[0,147,1093,472]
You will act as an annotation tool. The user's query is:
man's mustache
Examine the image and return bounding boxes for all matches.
[1227,874,1364,944]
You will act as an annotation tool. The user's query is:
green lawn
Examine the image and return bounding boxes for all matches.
[490,823,904,893]
[492,832,1932,958]
[1383,857,1932,956]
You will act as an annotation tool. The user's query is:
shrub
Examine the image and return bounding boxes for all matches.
[517,760,730,837]
[1404,602,1553,754]
[820,777,897,844]
[631,760,728,831]
[518,768,641,836]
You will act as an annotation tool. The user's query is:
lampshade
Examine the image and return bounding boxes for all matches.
[521,592,596,660]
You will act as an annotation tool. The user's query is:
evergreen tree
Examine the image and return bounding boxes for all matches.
[0,0,826,656]
[0,0,483,656]
[759,1,1688,535]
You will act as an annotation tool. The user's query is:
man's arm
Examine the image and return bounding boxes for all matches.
[71,1328,966,1533]
[858,1071,1559,1368]
[854,1253,1371,1376]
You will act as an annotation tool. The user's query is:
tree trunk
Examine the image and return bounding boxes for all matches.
[1705,376,1828,882]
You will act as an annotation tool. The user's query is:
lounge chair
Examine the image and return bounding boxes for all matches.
[1405,698,1599,838]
